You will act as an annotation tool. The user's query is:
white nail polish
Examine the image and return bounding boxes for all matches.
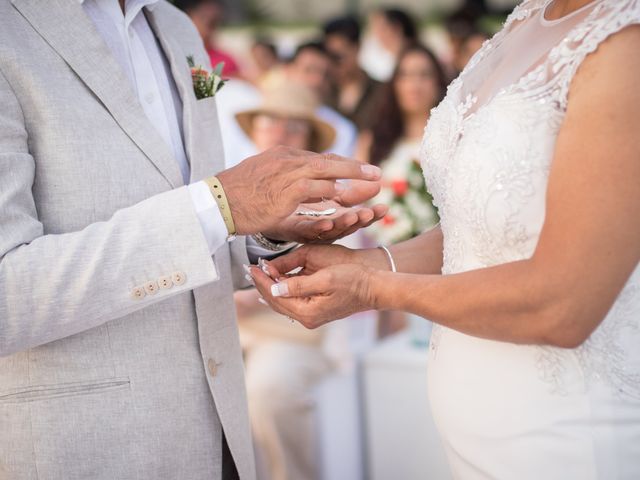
[271,283,289,298]
[242,264,252,274]
[258,297,268,306]
[259,258,271,276]
[245,274,254,284]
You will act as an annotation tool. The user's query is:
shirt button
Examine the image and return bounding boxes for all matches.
[158,275,173,289]
[172,271,187,286]
[131,286,146,300]
[128,29,134,40]
[207,358,219,377]
[144,92,154,104]
[144,281,159,295]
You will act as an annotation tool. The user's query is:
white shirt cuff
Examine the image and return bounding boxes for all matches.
[188,181,228,255]
[246,237,290,263]
[189,181,294,262]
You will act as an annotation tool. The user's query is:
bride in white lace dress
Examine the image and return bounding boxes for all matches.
[250,0,640,477]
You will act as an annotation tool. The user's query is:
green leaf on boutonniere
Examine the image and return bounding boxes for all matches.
[212,62,224,77]
[187,55,226,100]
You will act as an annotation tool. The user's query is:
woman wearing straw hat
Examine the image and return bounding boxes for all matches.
[235,83,338,480]
[235,83,336,154]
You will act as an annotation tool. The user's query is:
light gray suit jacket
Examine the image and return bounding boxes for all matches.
[0,1,256,478]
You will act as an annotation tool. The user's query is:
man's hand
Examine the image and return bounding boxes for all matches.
[216,146,382,235]
[261,200,388,244]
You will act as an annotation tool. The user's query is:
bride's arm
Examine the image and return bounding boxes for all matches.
[252,26,640,348]
[370,26,640,348]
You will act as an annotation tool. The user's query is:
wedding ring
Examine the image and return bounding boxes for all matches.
[294,208,337,217]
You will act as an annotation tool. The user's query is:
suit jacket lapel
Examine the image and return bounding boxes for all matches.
[144,7,199,181]
[11,0,184,189]
[146,6,226,184]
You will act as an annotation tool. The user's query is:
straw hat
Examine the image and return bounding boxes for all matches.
[235,83,336,152]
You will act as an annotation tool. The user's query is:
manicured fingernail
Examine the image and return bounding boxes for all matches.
[258,297,268,306]
[361,164,381,179]
[258,258,271,276]
[244,274,254,285]
[271,282,289,298]
[335,182,347,194]
[242,264,252,274]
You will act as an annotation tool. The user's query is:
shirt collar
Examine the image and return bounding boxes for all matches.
[78,0,160,12]
[79,0,160,28]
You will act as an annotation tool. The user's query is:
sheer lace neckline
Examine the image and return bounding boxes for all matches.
[455,0,600,120]
[540,0,599,26]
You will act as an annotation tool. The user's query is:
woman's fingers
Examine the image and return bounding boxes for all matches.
[265,248,309,277]
[270,270,332,298]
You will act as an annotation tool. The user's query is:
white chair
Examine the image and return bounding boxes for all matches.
[313,310,379,480]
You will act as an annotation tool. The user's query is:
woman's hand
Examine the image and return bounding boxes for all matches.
[249,263,377,328]
[261,243,392,280]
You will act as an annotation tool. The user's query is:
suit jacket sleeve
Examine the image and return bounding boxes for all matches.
[0,69,220,357]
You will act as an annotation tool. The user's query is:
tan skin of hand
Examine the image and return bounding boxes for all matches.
[251,24,640,349]
[216,146,385,242]
[117,0,386,244]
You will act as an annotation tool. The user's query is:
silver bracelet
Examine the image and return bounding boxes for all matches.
[378,245,397,273]
[252,233,297,252]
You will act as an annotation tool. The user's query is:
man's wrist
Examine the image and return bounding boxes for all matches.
[251,233,297,252]
[204,176,236,239]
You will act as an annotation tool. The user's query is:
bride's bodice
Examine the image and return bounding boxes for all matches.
[421,0,640,397]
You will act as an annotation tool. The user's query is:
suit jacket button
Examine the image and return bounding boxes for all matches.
[131,286,146,300]
[158,275,173,289]
[207,358,218,377]
[144,281,159,295]
[172,271,187,286]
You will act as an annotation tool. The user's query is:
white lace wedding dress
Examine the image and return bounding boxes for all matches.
[420,1,640,478]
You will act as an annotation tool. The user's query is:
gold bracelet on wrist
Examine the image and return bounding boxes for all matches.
[205,176,237,240]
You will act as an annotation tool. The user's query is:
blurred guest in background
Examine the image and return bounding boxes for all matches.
[175,0,240,77]
[249,37,286,90]
[360,7,418,81]
[323,16,382,131]
[359,44,447,246]
[286,42,357,156]
[357,43,447,337]
[215,77,262,168]
[445,9,490,75]
[234,83,337,480]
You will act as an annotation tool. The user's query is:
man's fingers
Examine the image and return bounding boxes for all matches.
[371,204,389,219]
[293,179,346,203]
[296,153,382,182]
[335,179,382,206]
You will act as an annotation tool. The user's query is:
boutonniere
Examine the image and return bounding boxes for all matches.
[187,55,226,100]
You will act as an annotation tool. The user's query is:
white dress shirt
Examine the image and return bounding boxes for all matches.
[81,0,274,259]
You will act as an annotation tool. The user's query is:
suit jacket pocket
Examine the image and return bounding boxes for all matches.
[194,96,219,124]
[0,377,130,404]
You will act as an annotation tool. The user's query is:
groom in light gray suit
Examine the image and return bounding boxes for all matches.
[0,0,383,479]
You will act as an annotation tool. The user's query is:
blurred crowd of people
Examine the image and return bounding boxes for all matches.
[174,1,489,479]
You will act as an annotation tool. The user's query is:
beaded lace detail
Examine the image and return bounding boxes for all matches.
[421,0,640,397]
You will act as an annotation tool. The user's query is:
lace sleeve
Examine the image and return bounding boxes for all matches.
[554,0,640,110]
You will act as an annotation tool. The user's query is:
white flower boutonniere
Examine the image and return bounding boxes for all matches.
[187,55,226,100]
